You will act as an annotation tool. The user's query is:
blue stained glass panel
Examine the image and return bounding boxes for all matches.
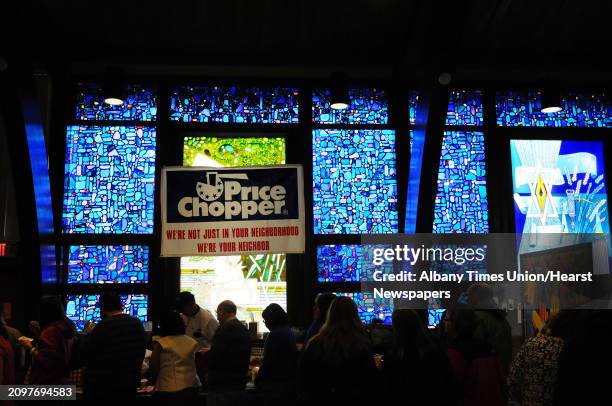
[312,88,388,124]
[169,86,299,123]
[335,292,393,325]
[409,91,419,125]
[312,129,398,234]
[62,126,156,234]
[428,307,446,328]
[496,92,612,127]
[75,83,157,121]
[317,244,393,282]
[446,90,484,126]
[67,245,149,284]
[433,131,489,233]
[66,294,148,331]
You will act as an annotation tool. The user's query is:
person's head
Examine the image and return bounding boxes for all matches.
[316,296,369,358]
[262,303,289,331]
[448,306,477,340]
[467,283,494,307]
[216,300,237,323]
[176,292,198,316]
[313,292,336,324]
[99,292,123,318]
[39,296,67,328]
[158,311,186,337]
[391,309,430,358]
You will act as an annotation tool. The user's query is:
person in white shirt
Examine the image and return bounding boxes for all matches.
[149,311,200,405]
[176,292,219,348]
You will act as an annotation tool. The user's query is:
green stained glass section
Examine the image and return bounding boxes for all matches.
[183,137,286,167]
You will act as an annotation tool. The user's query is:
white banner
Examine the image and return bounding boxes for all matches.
[161,165,305,257]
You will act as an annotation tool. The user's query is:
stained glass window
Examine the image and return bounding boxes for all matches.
[428,307,446,328]
[496,92,612,127]
[66,294,148,330]
[75,83,157,121]
[335,292,393,325]
[67,245,149,284]
[312,88,388,124]
[317,244,393,282]
[62,126,156,234]
[446,90,484,126]
[433,131,488,233]
[183,137,285,167]
[312,129,398,234]
[169,86,299,123]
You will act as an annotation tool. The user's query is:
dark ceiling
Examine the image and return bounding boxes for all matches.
[1,0,611,79]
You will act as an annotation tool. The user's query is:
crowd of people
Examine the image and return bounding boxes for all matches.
[1,283,611,405]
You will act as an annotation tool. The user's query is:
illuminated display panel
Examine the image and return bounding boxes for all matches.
[335,292,393,325]
[180,136,287,331]
[496,92,612,127]
[312,129,398,234]
[66,294,148,331]
[510,140,610,234]
[433,131,488,233]
[312,88,388,124]
[183,137,285,167]
[169,86,299,123]
[445,90,484,126]
[62,126,156,234]
[317,244,394,282]
[75,83,157,121]
[67,245,149,284]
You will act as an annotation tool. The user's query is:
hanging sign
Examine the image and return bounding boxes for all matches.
[161,165,305,257]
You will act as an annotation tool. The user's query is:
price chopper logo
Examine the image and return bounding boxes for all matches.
[177,171,288,220]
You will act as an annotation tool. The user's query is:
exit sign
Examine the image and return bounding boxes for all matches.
[0,243,17,258]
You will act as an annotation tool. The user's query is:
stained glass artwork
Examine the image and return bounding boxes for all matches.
[496,92,612,127]
[312,88,388,124]
[180,255,286,332]
[510,140,610,234]
[428,308,446,329]
[67,245,149,284]
[183,137,285,167]
[335,292,393,325]
[169,86,299,123]
[312,129,398,234]
[66,294,148,331]
[446,90,484,126]
[433,131,488,233]
[317,244,394,282]
[62,126,156,234]
[409,91,419,125]
[75,83,157,121]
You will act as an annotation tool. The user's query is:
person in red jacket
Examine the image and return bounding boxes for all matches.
[21,297,76,384]
[446,307,505,406]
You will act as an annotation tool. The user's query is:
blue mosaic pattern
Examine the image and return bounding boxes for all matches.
[312,129,398,234]
[169,86,299,123]
[66,294,148,331]
[496,91,612,127]
[67,245,149,284]
[409,91,419,125]
[75,83,157,121]
[428,308,446,328]
[62,126,156,234]
[312,88,388,124]
[446,90,484,126]
[433,131,488,233]
[317,245,393,282]
[335,292,393,325]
